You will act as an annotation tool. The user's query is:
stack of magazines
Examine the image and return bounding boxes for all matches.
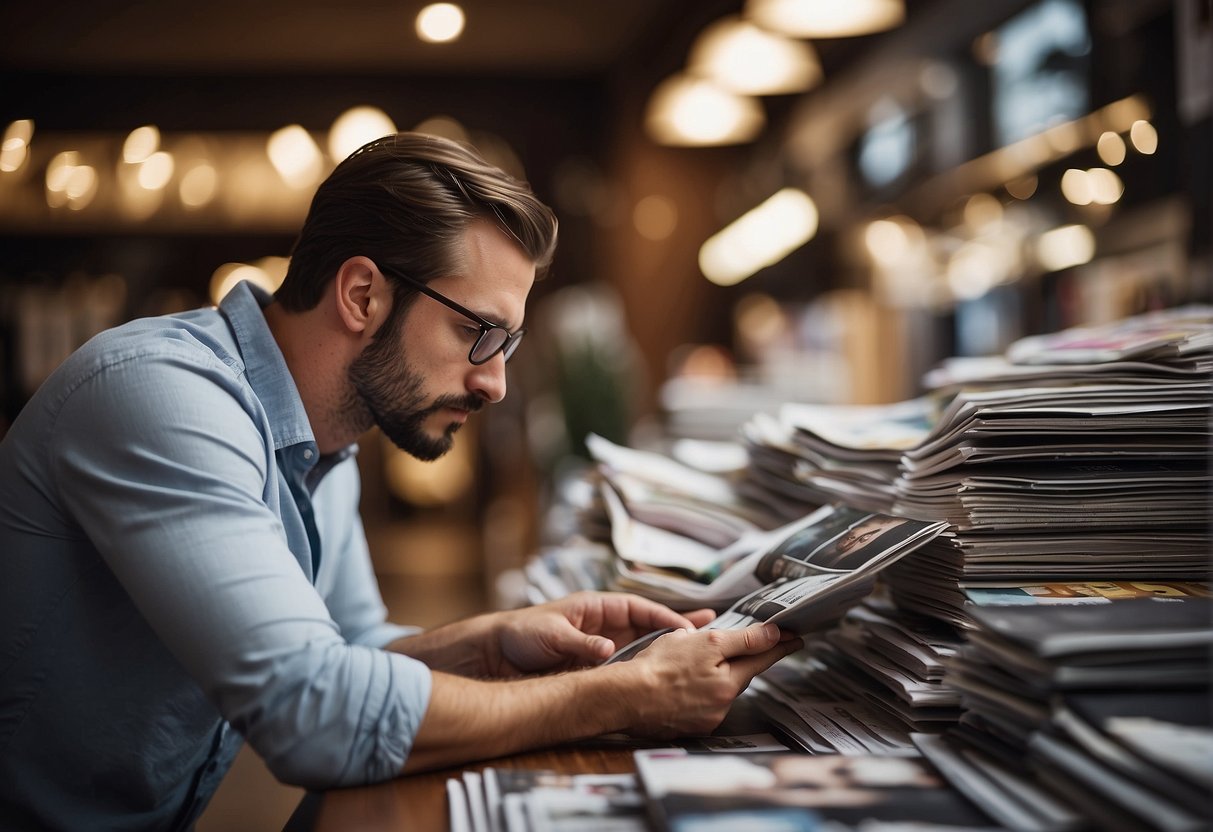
[740,397,936,516]
[913,597,1213,832]
[746,613,962,757]
[448,748,1008,832]
[885,305,1212,621]
[804,601,967,728]
[565,433,948,628]
[631,747,1003,831]
[729,308,1213,625]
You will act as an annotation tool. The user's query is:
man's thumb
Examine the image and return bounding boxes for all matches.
[582,633,615,660]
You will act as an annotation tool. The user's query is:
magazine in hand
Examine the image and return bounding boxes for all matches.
[605,505,947,662]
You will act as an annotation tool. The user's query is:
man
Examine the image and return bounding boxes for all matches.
[0,133,799,830]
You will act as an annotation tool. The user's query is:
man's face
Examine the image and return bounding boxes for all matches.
[347,219,535,460]
[346,315,479,460]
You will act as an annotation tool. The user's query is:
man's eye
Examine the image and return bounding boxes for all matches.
[460,325,482,339]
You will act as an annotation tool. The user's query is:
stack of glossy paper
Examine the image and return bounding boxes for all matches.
[633,747,1001,831]
[570,434,947,623]
[748,599,966,755]
[913,598,1213,832]
[885,306,1213,622]
[446,767,646,832]
[739,397,936,517]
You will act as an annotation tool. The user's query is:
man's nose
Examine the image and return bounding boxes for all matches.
[467,353,507,403]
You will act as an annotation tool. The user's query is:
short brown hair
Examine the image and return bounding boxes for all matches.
[276,132,558,312]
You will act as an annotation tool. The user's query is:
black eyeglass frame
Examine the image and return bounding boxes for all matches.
[376,263,526,365]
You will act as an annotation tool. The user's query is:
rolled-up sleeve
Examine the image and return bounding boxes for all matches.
[51,343,431,788]
[312,460,422,650]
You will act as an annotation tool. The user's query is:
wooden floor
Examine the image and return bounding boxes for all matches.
[197,517,492,832]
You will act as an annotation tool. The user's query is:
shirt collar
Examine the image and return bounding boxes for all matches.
[219,280,316,452]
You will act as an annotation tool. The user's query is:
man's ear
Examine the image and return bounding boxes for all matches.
[333,256,392,336]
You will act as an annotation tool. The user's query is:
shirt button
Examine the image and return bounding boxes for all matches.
[303,449,314,460]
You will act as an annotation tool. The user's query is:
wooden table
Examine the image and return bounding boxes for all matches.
[285,743,640,832]
[284,696,777,831]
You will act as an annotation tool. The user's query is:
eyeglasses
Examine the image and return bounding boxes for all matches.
[376,264,526,365]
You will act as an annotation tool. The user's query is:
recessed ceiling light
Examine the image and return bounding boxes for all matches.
[416,3,466,44]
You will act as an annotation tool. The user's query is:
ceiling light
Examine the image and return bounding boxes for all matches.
[46,150,98,210]
[210,263,276,305]
[747,0,905,38]
[1086,167,1123,205]
[1037,224,1095,271]
[267,125,322,188]
[329,106,398,162]
[1,119,34,173]
[645,74,765,146]
[137,151,175,191]
[1129,119,1158,154]
[1060,168,1092,205]
[179,163,218,208]
[416,3,465,43]
[864,217,923,267]
[699,188,818,286]
[1096,131,1126,166]
[688,15,820,95]
[122,125,160,164]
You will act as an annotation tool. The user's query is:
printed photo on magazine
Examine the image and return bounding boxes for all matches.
[605,506,947,663]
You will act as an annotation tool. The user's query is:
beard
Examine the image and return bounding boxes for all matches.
[344,316,483,461]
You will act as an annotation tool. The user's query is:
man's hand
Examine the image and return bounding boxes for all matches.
[489,591,715,676]
[619,622,802,737]
[403,620,801,773]
[387,591,713,678]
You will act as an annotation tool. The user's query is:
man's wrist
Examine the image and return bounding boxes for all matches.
[578,661,649,736]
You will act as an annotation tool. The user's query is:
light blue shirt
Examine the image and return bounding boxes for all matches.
[0,282,432,831]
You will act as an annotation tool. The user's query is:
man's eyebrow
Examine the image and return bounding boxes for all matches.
[469,305,522,333]
[484,311,514,329]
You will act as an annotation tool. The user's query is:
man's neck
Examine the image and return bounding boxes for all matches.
[263,301,367,455]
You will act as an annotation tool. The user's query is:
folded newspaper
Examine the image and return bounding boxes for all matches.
[604,504,947,662]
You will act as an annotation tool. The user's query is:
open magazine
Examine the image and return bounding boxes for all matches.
[605,504,947,662]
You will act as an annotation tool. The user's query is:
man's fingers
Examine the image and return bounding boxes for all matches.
[707,622,782,658]
[746,622,783,652]
[543,625,616,665]
[583,634,615,661]
[684,608,716,628]
[725,637,804,685]
[605,593,698,632]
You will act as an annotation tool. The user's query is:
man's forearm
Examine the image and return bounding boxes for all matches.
[386,614,499,676]
[402,664,643,773]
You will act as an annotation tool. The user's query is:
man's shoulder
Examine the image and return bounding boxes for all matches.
[92,306,237,362]
[20,308,264,438]
[63,308,246,389]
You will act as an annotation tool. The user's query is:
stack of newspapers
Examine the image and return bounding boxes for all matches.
[913,597,1213,832]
